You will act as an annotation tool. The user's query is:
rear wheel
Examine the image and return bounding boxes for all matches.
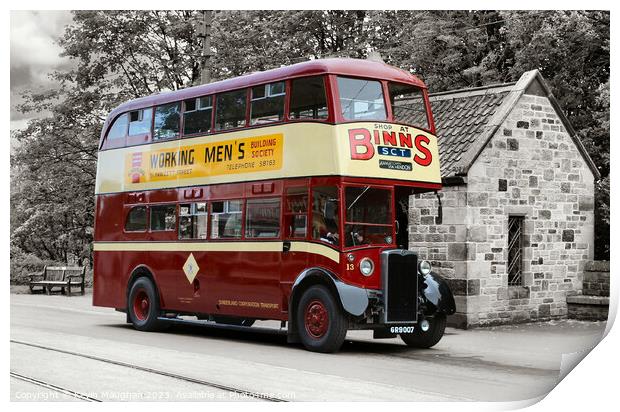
[128,277,166,331]
[296,285,347,353]
[400,315,446,348]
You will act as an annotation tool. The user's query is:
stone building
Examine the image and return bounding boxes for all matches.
[409,70,600,328]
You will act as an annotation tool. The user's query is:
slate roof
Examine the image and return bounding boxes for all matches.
[427,70,600,180]
[430,84,513,177]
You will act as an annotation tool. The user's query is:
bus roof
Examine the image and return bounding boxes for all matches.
[108,58,426,118]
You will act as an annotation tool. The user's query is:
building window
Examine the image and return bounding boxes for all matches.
[289,76,328,120]
[154,103,181,140]
[210,200,243,239]
[215,90,247,131]
[250,82,285,125]
[184,96,212,135]
[179,202,208,239]
[245,198,281,238]
[125,206,147,232]
[150,204,176,231]
[507,216,524,286]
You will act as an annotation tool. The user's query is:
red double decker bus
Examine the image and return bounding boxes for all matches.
[93,58,455,353]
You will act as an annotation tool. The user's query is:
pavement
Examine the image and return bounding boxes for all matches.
[10,292,607,402]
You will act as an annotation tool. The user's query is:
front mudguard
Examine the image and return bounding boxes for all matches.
[290,267,368,317]
[287,268,369,343]
[420,271,456,316]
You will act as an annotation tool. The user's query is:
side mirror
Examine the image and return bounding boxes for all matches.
[324,200,338,221]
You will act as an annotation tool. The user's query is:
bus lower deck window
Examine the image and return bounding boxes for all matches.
[125,206,147,232]
[150,204,176,231]
[285,187,308,239]
[246,198,281,238]
[179,202,208,239]
[312,186,339,245]
[289,76,328,120]
[337,77,387,121]
[210,200,243,239]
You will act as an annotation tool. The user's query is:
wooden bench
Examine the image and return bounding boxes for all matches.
[29,266,86,296]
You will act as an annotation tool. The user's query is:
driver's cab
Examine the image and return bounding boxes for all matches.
[311,183,397,250]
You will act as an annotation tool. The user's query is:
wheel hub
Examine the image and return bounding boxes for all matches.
[304,300,329,338]
[133,289,150,321]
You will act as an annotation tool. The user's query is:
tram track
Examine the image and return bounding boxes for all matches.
[10,339,288,402]
[10,371,101,402]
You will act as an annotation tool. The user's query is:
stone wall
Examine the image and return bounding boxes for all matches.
[582,260,610,297]
[409,186,470,328]
[410,93,596,328]
[567,260,609,321]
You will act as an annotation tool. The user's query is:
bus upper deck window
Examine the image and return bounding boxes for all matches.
[337,77,387,121]
[388,83,429,130]
[107,114,128,140]
[289,76,328,120]
[128,108,153,136]
[154,103,180,140]
[215,90,247,131]
[250,82,285,125]
[184,96,212,135]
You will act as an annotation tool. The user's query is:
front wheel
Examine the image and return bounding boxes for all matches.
[128,277,167,331]
[296,285,347,353]
[400,315,446,348]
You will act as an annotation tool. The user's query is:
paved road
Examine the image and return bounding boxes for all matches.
[10,293,606,402]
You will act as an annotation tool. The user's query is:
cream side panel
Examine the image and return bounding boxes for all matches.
[95,122,441,194]
[93,240,339,263]
[96,123,336,194]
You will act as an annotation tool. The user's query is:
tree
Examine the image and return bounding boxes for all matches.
[10,10,610,271]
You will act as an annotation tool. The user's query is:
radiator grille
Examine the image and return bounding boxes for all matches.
[382,251,418,323]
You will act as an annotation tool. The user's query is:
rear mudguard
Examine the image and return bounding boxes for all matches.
[420,272,456,315]
[290,267,368,317]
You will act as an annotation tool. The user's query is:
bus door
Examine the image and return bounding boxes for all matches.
[281,185,311,313]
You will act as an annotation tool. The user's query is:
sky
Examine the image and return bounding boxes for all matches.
[10,10,74,131]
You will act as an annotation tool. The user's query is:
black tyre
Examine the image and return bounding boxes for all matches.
[400,315,446,349]
[296,285,347,353]
[212,316,255,327]
[128,277,166,331]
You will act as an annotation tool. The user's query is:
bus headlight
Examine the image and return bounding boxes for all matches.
[418,260,432,275]
[359,258,374,277]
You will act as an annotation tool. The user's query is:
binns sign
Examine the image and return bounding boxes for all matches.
[348,125,433,170]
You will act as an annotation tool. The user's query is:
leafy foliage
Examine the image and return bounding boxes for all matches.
[10,10,610,272]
